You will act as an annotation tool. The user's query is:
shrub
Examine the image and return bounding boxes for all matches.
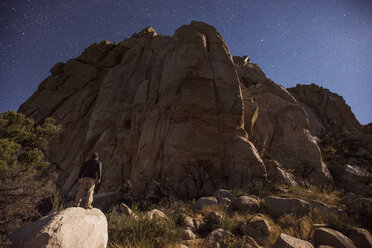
[0,111,57,234]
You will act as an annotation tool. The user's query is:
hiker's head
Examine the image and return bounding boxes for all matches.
[92,152,99,160]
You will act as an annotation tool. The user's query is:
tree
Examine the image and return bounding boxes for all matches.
[0,111,57,234]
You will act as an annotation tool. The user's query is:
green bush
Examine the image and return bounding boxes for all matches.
[0,111,57,234]
[106,212,182,248]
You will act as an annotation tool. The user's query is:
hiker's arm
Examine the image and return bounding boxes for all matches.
[97,162,102,184]
[78,162,85,180]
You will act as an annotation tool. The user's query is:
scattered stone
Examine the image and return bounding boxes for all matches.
[313,227,357,248]
[231,195,260,212]
[308,200,340,215]
[348,228,372,248]
[265,196,310,217]
[9,207,108,248]
[182,229,196,240]
[193,197,219,212]
[146,209,167,220]
[119,203,133,215]
[217,196,232,206]
[272,233,314,248]
[341,193,372,210]
[213,189,237,201]
[245,215,272,237]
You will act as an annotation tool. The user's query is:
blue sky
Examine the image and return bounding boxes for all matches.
[0,0,371,124]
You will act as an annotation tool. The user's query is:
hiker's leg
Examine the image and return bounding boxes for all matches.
[85,178,96,208]
[74,178,88,207]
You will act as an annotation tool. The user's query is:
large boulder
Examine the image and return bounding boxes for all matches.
[313,227,357,248]
[265,196,310,217]
[272,233,314,248]
[9,207,108,248]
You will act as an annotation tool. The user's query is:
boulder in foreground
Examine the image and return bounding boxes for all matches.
[9,207,108,248]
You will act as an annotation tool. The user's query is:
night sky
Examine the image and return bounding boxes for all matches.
[1,0,371,124]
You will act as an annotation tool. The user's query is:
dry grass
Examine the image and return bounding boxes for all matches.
[106,211,182,248]
[277,213,313,240]
[281,185,342,205]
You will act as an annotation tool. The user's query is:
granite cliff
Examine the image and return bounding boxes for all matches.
[19,22,371,204]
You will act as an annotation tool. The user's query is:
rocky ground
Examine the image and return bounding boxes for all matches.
[9,185,372,248]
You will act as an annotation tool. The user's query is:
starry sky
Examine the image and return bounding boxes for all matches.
[0,0,371,124]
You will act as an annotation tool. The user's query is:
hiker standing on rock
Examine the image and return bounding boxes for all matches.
[74,152,102,209]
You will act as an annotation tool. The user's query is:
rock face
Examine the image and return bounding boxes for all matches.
[20,21,266,201]
[18,21,370,202]
[9,207,108,248]
[238,78,332,184]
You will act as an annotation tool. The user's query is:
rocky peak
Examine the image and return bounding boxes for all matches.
[288,83,362,136]
[233,56,251,66]
[131,26,157,38]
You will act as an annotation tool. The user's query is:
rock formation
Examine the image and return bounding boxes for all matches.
[19,21,371,204]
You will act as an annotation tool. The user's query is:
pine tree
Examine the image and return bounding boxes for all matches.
[0,111,57,234]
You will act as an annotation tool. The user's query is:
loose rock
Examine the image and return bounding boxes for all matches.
[232,195,260,212]
[348,228,372,248]
[272,233,314,248]
[193,197,219,212]
[265,196,310,217]
[182,229,196,240]
[313,227,357,248]
[146,209,167,220]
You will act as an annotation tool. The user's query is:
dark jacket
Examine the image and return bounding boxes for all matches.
[78,159,102,180]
